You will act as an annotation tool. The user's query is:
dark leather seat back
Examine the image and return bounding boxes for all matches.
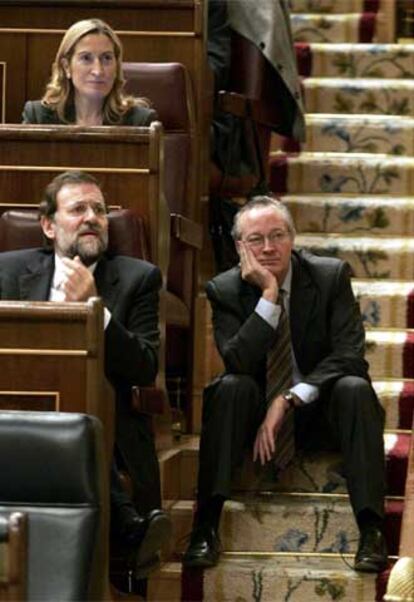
[0,208,150,260]
[0,411,107,601]
[123,62,190,131]
[123,62,202,402]
[123,62,193,218]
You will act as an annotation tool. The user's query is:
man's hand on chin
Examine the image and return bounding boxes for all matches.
[238,241,278,303]
[60,256,98,301]
[253,395,289,465]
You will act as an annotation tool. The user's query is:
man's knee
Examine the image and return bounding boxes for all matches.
[332,375,371,397]
[202,374,261,420]
[331,375,382,415]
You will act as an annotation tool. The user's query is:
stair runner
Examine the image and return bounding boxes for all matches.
[149,0,414,600]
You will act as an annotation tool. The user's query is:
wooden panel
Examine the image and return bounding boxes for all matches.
[0,0,211,201]
[0,1,197,31]
[0,124,172,430]
[0,1,208,126]
[0,123,169,278]
[0,299,114,459]
[0,32,27,124]
[0,512,27,602]
[0,63,4,123]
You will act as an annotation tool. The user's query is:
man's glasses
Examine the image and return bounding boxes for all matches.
[65,202,108,218]
[244,230,290,249]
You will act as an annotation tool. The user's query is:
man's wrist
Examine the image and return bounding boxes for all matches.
[281,389,302,409]
[262,284,278,303]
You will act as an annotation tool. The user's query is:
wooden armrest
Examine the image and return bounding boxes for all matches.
[217,91,282,130]
[132,386,167,415]
[170,213,203,250]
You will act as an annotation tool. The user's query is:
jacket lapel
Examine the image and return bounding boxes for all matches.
[290,251,316,359]
[19,252,54,300]
[94,256,120,311]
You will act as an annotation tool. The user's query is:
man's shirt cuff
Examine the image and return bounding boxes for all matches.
[255,297,281,330]
[291,382,319,405]
[104,308,111,330]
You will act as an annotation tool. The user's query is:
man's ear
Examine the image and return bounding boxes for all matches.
[40,216,55,241]
[235,240,242,257]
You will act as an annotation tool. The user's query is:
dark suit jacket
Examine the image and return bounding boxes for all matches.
[0,247,162,510]
[206,248,370,398]
[22,100,158,126]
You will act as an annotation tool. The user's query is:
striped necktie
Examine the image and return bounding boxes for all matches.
[266,289,295,472]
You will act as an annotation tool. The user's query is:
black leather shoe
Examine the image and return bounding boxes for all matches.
[182,525,221,568]
[118,509,172,578]
[354,527,388,573]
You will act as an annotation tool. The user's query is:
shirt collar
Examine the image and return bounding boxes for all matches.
[280,261,292,296]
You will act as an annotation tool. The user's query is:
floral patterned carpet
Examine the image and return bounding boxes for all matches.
[174,1,414,601]
[145,1,414,600]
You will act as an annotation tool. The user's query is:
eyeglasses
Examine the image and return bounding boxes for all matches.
[243,230,291,248]
[65,202,108,218]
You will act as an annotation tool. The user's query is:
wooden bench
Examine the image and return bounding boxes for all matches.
[0,298,115,458]
[0,0,211,195]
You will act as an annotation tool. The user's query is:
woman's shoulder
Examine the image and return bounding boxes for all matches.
[22,100,61,124]
[121,104,158,126]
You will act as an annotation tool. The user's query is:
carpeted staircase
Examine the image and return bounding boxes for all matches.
[148,0,414,599]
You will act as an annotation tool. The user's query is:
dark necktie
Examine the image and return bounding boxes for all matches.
[266,289,295,472]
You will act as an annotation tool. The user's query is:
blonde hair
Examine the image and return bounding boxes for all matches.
[41,18,148,124]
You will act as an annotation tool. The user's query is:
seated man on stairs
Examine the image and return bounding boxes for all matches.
[183,196,388,573]
[0,170,171,583]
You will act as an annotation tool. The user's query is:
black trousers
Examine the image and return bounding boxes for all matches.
[197,374,386,520]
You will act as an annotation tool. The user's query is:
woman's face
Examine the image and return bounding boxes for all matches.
[65,33,117,103]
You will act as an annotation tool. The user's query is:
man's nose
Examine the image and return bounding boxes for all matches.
[83,205,99,221]
[262,237,273,252]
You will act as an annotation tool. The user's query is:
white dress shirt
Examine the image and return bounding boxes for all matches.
[49,253,111,329]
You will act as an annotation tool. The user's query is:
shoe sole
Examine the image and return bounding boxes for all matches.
[134,513,172,572]
[354,558,388,573]
[182,556,219,569]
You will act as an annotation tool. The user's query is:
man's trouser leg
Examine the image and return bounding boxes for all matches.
[197,374,263,503]
[326,375,386,519]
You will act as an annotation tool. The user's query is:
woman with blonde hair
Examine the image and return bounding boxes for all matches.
[22,18,156,126]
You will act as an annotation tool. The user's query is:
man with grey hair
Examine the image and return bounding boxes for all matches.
[183,196,387,573]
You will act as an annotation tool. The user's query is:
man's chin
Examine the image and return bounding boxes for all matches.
[72,241,106,266]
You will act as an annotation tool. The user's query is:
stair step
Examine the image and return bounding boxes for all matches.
[284,193,414,235]
[148,562,181,602]
[352,279,414,329]
[301,114,414,155]
[291,13,378,44]
[365,329,414,379]
[170,425,412,505]
[295,233,414,280]
[296,42,414,78]
[303,77,414,115]
[183,554,380,602]
[289,0,380,14]
[372,379,414,429]
[158,436,199,503]
[149,557,387,602]
[171,495,401,555]
[270,152,414,195]
[232,432,410,498]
